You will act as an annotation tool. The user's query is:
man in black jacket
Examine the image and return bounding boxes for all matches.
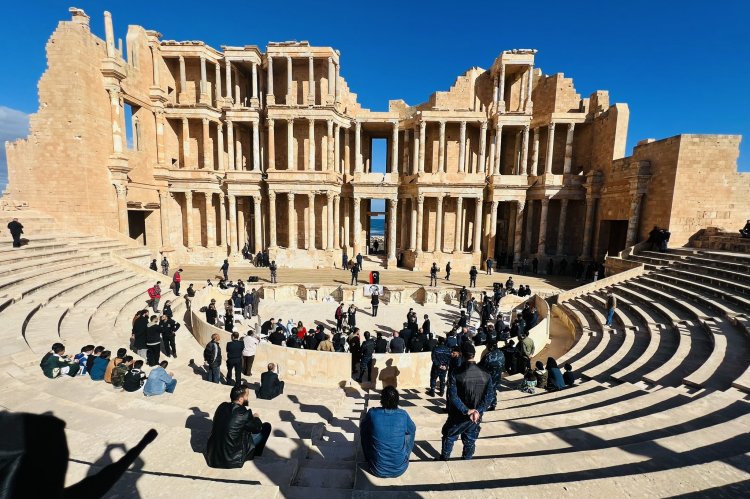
[409,331,426,354]
[439,342,494,460]
[399,323,413,353]
[269,328,286,346]
[389,331,405,353]
[159,315,180,358]
[206,385,272,468]
[145,316,162,366]
[226,332,244,386]
[356,332,376,383]
[257,364,284,400]
[204,333,222,384]
[131,310,149,359]
[374,332,388,354]
[7,218,23,247]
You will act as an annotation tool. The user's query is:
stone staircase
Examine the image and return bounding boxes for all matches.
[0,212,749,496]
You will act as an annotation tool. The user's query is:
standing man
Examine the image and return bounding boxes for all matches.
[357,332,376,383]
[7,218,23,248]
[486,257,493,275]
[160,256,169,276]
[351,263,360,286]
[371,290,380,317]
[335,303,344,332]
[242,329,260,377]
[467,297,477,324]
[251,288,260,317]
[269,260,278,284]
[389,331,405,353]
[203,333,222,384]
[172,268,183,296]
[439,343,494,461]
[459,286,468,309]
[220,259,230,280]
[342,250,349,270]
[147,282,161,313]
[469,266,478,288]
[356,252,364,272]
[430,263,439,287]
[422,314,432,340]
[427,337,451,397]
[605,293,617,327]
[145,316,162,367]
[445,261,452,281]
[226,332,244,386]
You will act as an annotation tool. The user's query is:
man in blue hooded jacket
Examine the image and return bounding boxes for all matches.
[359,386,416,478]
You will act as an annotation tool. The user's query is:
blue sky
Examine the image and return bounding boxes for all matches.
[1,0,748,193]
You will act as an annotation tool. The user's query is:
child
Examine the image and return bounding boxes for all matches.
[563,363,576,387]
[74,345,95,375]
[123,360,147,392]
[534,360,548,390]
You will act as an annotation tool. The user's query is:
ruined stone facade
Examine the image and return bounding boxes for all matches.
[5,8,750,269]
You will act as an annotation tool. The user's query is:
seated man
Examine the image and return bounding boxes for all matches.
[143,361,177,396]
[741,220,750,239]
[40,344,80,378]
[256,363,284,400]
[123,360,147,392]
[206,385,272,469]
[360,386,416,478]
[563,363,577,387]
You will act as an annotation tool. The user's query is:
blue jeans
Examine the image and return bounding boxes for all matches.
[606,308,615,326]
[441,419,481,460]
[165,379,177,393]
[207,365,221,383]
[429,365,447,393]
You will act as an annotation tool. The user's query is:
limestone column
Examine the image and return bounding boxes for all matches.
[526,65,534,112]
[234,123,242,169]
[472,198,482,254]
[266,56,274,104]
[488,200,499,260]
[353,196,361,253]
[545,123,556,175]
[334,62,340,103]
[268,191,277,248]
[435,195,444,252]
[233,68,241,105]
[494,124,503,174]
[181,118,190,167]
[115,184,128,234]
[513,200,525,263]
[537,197,549,256]
[325,192,334,249]
[479,121,487,174]
[454,196,463,253]
[355,120,363,172]
[155,111,165,165]
[327,120,334,171]
[226,120,235,170]
[626,193,644,248]
[253,195,262,252]
[400,200,408,251]
[287,192,296,249]
[286,56,293,104]
[409,198,417,251]
[458,121,467,173]
[308,56,315,105]
[412,126,420,175]
[498,63,506,112]
[157,189,171,247]
[388,198,397,263]
[556,198,569,256]
[327,57,334,101]
[216,120,224,170]
[531,128,540,175]
[287,119,294,170]
[343,197,351,249]
[308,193,316,250]
[178,56,187,102]
[391,121,399,174]
[334,123,341,173]
[184,190,194,248]
[524,200,534,253]
[228,195,238,253]
[201,118,210,169]
[521,124,530,175]
[418,121,426,174]
[218,195,226,247]
[403,129,410,174]
[415,194,424,254]
[205,193,216,247]
[581,197,596,258]
[344,128,351,174]
[492,76,499,110]
[214,62,222,106]
[104,11,115,57]
[333,195,341,248]
[438,121,446,173]
[225,59,232,104]
[199,56,208,103]
[563,123,575,174]
[267,118,275,170]
[252,120,260,171]
[308,118,315,171]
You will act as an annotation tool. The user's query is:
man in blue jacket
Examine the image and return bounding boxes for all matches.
[360,386,416,478]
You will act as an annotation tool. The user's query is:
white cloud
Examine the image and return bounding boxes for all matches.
[0,106,30,191]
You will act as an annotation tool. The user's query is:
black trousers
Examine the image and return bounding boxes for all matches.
[163,335,176,357]
[351,275,358,285]
[469,278,476,287]
[226,359,242,385]
[357,358,374,382]
[11,233,22,247]
[146,343,160,366]
[372,305,378,317]
[242,355,255,376]
[173,282,180,296]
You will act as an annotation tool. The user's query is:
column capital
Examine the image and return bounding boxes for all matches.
[326,191,334,201]
[549,122,556,131]
[419,120,426,131]
[417,193,425,204]
[480,121,488,130]
[541,196,550,206]
[268,190,276,201]
[114,183,127,197]
[202,117,209,125]
[267,117,274,126]
[226,117,233,124]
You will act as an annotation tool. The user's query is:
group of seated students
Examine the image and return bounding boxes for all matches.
[40,343,177,396]
[519,358,576,393]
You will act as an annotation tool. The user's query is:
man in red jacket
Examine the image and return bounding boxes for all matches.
[172,269,183,296]
[147,282,162,313]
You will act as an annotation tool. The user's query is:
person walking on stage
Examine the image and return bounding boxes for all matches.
[7,218,23,248]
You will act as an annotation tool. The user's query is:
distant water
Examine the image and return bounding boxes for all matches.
[370,218,385,236]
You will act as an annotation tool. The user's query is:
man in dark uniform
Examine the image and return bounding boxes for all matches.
[356,252,364,271]
[357,331,376,383]
[469,266,478,288]
[7,218,23,247]
[439,343,494,460]
[399,322,413,353]
[220,259,230,280]
[375,332,388,354]
[445,262,451,281]
[428,337,451,397]
[351,264,360,286]
[430,263,438,287]
[459,286,468,309]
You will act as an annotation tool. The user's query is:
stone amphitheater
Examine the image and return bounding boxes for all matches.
[1,208,750,497]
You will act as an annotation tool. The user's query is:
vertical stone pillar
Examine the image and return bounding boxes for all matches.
[353,196,361,253]
[286,119,294,170]
[181,118,190,167]
[563,123,575,174]
[307,193,316,250]
[228,195,238,253]
[218,195,226,248]
[199,56,208,103]
[537,197,549,256]
[492,76,499,110]
[308,56,315,105]
[205,192,216,247]
[531,128,540,175]
[472,198,482,254]
[268,191,277,248]
[626,193,644,248]
[266,56,274,104]
[412,126,420,175]
[178,56,187,102]
[343,197,350,249]
[201,119,210,169]
[388,198,397,265]
[344,128,351,174]
[438,121,446,173]
[104,11,116,57]
[225,59,232,104]
[185,190,194,248]
[266,119,275,170]
[391,121,399,174]
[251,120,260,171]
[526,65,534,112]
[216,120,224,170]
[326,192,334,249]
[488,200,499,260]
[334,62,340,103]
[454,197,464,253]
[214,62,222,106]
[334,124,341,173]
[150,45,161,87]
[326,120,334,171]
[418,121,426,174]
[327,57,334,102]
[308,118,315,171]
[556,198,569,256]
[287,192,296,249]
[354,120,363,173]
[524,200,534,254]
[333,195,341,248]
[513,200,525,264]
[253,195,263,252]
[521,124,530,175]
[286,56,293,104]
[234,123,242,170]
[494,124,503,175]
[248,62,256,101]
[399,200,408,251]
[158,189,170,247]
[409,198,417,251]
[458,121,467,173]
[479,121,488,174]
[155,111,165,165]
[226,120,234,170]
[545,123,556,175]
[403,129,410,175]
[115,184,128,234]
[498,63,506,112]
[233,68,241,107]
[581,197,596,258]
[435,195,444,253]
[415,194,424,254]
